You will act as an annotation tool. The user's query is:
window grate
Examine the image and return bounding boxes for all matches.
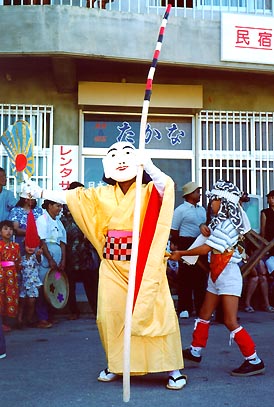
[198,110,274,206]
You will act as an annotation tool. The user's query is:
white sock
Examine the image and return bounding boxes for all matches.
[246,353,261,364]
[190,346,202,357]
[168,369,181,379]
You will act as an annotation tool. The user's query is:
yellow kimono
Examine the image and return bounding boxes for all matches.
[66,176,183,374]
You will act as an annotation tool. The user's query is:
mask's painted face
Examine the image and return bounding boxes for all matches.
[103,141,137,182]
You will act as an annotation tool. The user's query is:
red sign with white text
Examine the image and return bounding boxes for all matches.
[53,145,79,190]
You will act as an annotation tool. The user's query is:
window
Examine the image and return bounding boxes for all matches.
[81,111,196,207]
[197,0,271,12]
[198,110,274,208]
[83,113,193,150]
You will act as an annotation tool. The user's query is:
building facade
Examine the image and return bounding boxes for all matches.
[0,1,274,221]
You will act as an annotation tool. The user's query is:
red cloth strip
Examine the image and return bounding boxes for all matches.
[133,186,162,309]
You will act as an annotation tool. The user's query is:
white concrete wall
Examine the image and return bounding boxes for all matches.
[0,6,273,74]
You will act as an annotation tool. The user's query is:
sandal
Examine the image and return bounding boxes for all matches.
[244,306,255,313]
[265,306,274,313]
[166,374,187,390]
[97,368,118,382]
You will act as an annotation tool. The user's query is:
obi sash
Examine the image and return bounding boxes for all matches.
[1,261,15,267]
[210,250,234,283]
[103,231,133,261]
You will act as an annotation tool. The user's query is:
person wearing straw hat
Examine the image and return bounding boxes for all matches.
[21,141,186,390]
[170,181,209,319]
[170,180,265,377]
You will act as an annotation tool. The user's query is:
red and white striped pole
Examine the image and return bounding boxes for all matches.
[123,4,172,402]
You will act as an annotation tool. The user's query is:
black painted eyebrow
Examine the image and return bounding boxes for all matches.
[107,145,134,154]
[123,146,134,150]
[107,147,117,154]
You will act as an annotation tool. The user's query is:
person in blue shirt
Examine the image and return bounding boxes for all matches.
[8,192,43,255]
[170,181,209,318]
[0,168,17,223]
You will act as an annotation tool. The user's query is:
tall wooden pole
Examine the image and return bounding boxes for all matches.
[123,5,172,402]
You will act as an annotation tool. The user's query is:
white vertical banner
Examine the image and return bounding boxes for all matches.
[53,145,79,190]
[221,13,274,65]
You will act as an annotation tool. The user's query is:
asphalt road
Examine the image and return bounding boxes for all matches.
[1,310,273,407]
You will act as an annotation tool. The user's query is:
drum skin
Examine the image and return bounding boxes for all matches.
[44,269,69,309]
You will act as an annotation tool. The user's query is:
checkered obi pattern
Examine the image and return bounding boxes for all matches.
[103,235,133,261]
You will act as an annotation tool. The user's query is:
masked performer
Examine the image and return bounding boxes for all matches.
[170,180,265,377]
[23,141,185,390]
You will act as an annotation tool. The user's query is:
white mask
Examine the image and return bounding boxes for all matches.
[102,141,138,182]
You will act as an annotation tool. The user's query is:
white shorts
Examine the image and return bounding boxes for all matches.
[207,262,242,297]
[265,256,274,274]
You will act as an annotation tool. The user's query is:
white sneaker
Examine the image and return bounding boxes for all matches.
[0,353,6,359]
[179,310,189,319]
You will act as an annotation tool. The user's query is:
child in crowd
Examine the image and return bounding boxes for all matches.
[17,245,42,328]
[0,220,21,332]
[17,211,42,328]
[170,180,265,377]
